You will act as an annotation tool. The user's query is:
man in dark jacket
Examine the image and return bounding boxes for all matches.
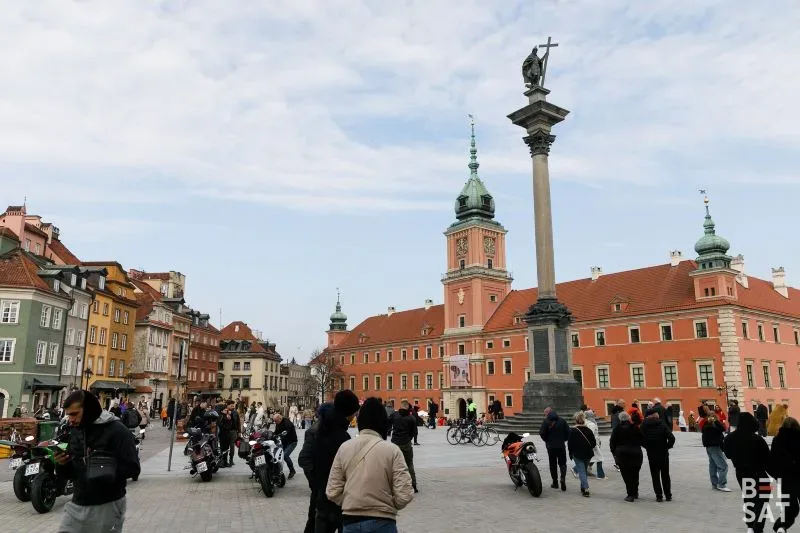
[727,400,740,433]
[217,405,234,467]
[641,409,675,502]
[725,413,771,533]
[298,402,333,533]
[610,411,645,502]
[768,416,800,532]
[702,414,730,491]
[313,390,360,533]
[755,401,769,437]
[610,399,626,430]
[392,400,419,493]
[428,400,438,429]
[166,398,175,430]
[273,413,298,479]
[539,409,570,491]
[55,390,140,532]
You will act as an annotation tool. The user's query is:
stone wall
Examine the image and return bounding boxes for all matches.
[0,417,39,441]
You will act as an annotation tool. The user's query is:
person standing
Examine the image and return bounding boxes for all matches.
[326,398,413,533]
[610,399,626,431]
[289,403,299,428]
[583,410,606,479]
[702,413,731,492]
[768,417,800,533]
[273,413,298,479]
[313,390,361,533]
[609,411,645,502]
[391,400,419,493]
[54,390,140,533]
[727,400,740,433]
[298,403,333,533]
[678,411,688,432]
[254,402,266,429]
[493,399,504,421]
[767,404,788,437]
[755,400,769,437]
[539,410,570,491]
[466,398,477,422]
[641,408,675,502]
[724,413,771,533]
[627,401,644,427]
[217,406,233,468]
[567,412,596,497]
[428,400,439,430]
[411,405,422,445]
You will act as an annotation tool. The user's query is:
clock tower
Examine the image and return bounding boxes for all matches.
[443,119,513,335]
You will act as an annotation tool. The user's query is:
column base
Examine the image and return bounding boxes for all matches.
[522,377,584,417]
[525,297,573,328]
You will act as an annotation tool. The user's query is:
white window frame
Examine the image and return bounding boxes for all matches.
[0,338,16,363]
[65,328,75,346]
[79,303,88,319]
[76,330,85,347]
[412,373,420,390]
[108,358,115,377]
[777,363,786,388]
[114,308,121,322]
[762,363,772,388]
[375,351,381,363]
[661,362,679,388]
[629,363,646,388]
[52,308,63,330]
[99,328,107,346]
[571,332,580,348]
[504,394,513,408]
[595,329,606,346]
[628,325,641,344]
[40,305,52,328]
[426,346,432,359]
[1,300,20,324]
[413,348,419,360]
[362,375,369,391]
[486,360,495,375]
[696,361,715,388]
[118,360,124,376]
[596,365,610,389]
[502,338,511,348]
[694,319,709,339]
[387,374,394,391]
[425,372,433,390]
[36,340,47,364]
[746,361,755,388]
[400,374,407,390]
[111,332,118,349]
[486,340,494,350]
[525,336,529,351]
[63,356,72,376]
[123,311,129,325]
[503,358,512,375]
[458,315,466,328]
[660,322,673,341]
[773,325,781,343]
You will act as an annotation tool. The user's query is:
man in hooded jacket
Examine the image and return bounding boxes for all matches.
[54,389,140,533]
[299,402,334,533]
[724,413,770,533]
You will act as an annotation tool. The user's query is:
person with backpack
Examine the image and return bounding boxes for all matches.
[121,401,141,429]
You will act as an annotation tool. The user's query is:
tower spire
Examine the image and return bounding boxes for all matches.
[468,114,479,177]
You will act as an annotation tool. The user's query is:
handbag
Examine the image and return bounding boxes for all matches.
[85,452,117,484]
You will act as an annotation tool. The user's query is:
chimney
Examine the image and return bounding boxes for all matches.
[387,306,396,316]
[772,267,788,298]
[590,266,602,281]
[424,299,433,310]
[669,250,683,267]
[731,254,748,288]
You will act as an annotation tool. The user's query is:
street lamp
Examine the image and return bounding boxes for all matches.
[717,384,738,402]
[82,368,94,390]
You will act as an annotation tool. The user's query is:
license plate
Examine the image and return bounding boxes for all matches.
[9,458,22,469]
[25,462,40,476]
[526,453,535,461]
[196,461,208,473]
[254,455,265,466]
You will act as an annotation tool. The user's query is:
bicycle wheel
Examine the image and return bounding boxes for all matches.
[446,426,460,445]
[485,427,500,445]
[470,428,485,446]
[459,428,472,445]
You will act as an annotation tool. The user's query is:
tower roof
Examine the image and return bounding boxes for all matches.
[454,117,495,221]
[329,289,348,331]
[694,196,731,268]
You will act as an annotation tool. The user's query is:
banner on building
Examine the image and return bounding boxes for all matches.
[449,355,471,387]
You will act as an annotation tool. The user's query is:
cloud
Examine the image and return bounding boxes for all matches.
[1,1,800,211]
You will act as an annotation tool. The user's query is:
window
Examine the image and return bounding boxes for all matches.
[413,348,419,360]
[458,343,465,355]
[763,364,772,388]
[758,324,765,341]
[614,303,622,312]
[120,334,127,350]
[386,350,393,362]
[242,377,250,389]
[439,345,444,357]
[503,359,512,374]
[487,258,493,269]
[244,362,251,371]
[746,363,754,388]
[629,326,640,344]
[63,356,72,376]
[363,352,368,364]
[79,303,88,319]
[111,332,118,349]
[108,359,115,377]
[773,325,780,343]
[795,330,800,345]
[89,326,97,344]
[40,305,52,327]
[571,333,580,348]
[596,366,610,389]
[375,351,381,363]
[660,324,673,341]
[742,321,749,339]
[695,320,708,339]
[502,338,511,348]
[698,363,714,387]
[96,357,104,374]
[233,362,241,370]
[349,376,355,390]
[505,394,513,408]
[413,374,420,389]
[149,330,155,345]
[92,301,99,314]
[630,364,645,388]
[703,287,716,297]
[24,239,30,251]
[102,303,109,316]
[439,372,444,389]
[486,340,494,350]
[99,328,107,345]
[363,376,370,391]
[232,378,240,389]
[663,364,678,388]
[0,339,16,362]
[595,330,606,346]
[349,353,355,364]
[778,365,786,388]
[77,330,85,347]
[114,308,120,323]
[1,300,20,323]
[490,294,497,303]
[459,259,465,269]
[487,360,495,375]
[66,328,75,346]
[458,316,466,328]
[387,375,394,390]
[52,309,63,329]
[401,349,407,361]
[426,346,432,359]
[573,368,583,388]
[401,375,408,390]
[118,360,124,376]
[426,373,433,389]
[123,311,129,325]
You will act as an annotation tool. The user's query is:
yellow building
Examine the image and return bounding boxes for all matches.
[82,262,138,407]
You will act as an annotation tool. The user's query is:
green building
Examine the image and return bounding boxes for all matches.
[0,248,71,417]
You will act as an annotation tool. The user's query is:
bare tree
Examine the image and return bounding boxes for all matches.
[308,349,343,405]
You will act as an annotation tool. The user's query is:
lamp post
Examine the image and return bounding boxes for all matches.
[717,384,738,402]
[152,378,162,410]
[82,368,94,390]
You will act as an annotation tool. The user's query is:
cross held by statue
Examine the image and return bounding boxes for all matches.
[538,36,558,87]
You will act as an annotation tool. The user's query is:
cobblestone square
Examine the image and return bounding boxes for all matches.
[0,426,763,532]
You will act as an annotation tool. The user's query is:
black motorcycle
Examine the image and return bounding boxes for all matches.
[183,418,221,482]
[1,429,36,502]
[246,429,287,498]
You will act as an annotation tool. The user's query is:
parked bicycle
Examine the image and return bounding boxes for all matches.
[446,420,500,446]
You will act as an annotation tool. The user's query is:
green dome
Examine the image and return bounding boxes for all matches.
[455,118,495,221]
[694,201,731,269]
[329,293,347,331]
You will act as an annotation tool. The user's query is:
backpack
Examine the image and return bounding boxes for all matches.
[122,409,141,428]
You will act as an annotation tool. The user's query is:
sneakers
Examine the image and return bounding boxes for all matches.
[665,495,672,502]
[571,468,579,479]
[551,481,559,489]
[656,496,663,503]
[613,464,621,472]
[624,495,635,502]
[288,470,296,480]
[560,479,567,492]
[413,486,419,494]
[581,489,591,498]
[716,486,732,492]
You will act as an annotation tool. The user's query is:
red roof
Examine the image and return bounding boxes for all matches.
[47,239,80,264]
[219,321,267,352]
[24,223,48,239]
[0,249,53,291]
[334,304,445,349]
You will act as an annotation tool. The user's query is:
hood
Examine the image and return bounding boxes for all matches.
[398,408,410,416]
[546,411,558,422]
[317,402,334,418]
[776,425,800,442]
[94,410,117,425]
[737,412,760,434]
[78,390,103,428]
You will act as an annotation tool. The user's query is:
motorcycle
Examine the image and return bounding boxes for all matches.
[28,437,75,513]
[0,431,37,502]
[247,429,287,498]
[501,432,543,497]
[183,427,221,482]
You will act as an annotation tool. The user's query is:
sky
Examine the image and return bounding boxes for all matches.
[3,1,799,364]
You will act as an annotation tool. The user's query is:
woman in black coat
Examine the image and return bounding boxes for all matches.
[609,411,645,502]
[723,413,770,533]
[769,417,800,532]
[641,409,675,502]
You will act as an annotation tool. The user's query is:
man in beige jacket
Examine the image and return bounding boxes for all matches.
[326,398,413,533]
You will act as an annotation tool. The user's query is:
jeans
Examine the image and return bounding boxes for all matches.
[706,446,728,488]
[647,451,671,498]
[547,447,567,482]
[284,441,297,473]
[573,458,590,490]
[343,519,398,533]
[594,461,606,479]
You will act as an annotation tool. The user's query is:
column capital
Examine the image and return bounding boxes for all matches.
[523,131,556,157]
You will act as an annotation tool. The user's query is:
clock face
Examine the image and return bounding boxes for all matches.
[456,237,468,257]
[483,237,496,255]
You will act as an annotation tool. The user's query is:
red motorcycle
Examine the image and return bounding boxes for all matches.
[501,432,542,497]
